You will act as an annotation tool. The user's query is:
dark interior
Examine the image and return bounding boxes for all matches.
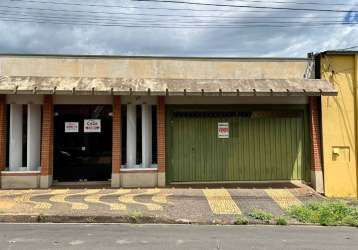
[53,105,112,182]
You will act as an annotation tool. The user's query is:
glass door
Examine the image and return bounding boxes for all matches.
[53,105,112,182]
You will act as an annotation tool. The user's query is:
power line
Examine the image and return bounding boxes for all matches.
[0,8,349,23]
[132,0,358,13]
[0,4,311,20]
[338,45,358,51]
[0,3,350,22]
[0,11,353,25]
[0,15,357,29]
[4,0,356,15]
[8,0,358,10]
[0,0,354,29]
[224,0,356,7]
[6,0,235,13]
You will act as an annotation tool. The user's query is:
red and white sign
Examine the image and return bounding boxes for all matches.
[218,122,229,139]
[84,119,101,133]
[65,122,79,133]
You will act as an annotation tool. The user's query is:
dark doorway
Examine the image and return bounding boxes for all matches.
[53,105,112,182]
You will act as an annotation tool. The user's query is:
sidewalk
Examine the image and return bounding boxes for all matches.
[0,184,323,224]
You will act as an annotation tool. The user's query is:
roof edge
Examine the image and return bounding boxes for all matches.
[0,53,309,61]
[317,50,358,56]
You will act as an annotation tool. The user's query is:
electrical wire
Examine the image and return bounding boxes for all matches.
[224,0,358,7]
[0,3,351,22]
[0,15,357,29]
[0,4,312,19]
[6,0,235,13]
[132,0,358,13]
[8,0,358,11]
[0,8,349,23]
[0,11,354,25]
[0,0,355,29]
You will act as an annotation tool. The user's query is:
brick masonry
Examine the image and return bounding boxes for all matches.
[157,96,166,173]
[309,96,323,171]
[112,96,121,174]
[40,95,54,176]
[0,95,6,172]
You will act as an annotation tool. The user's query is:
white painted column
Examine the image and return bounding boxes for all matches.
[126,104,137,168]
[27,104,41,171]
[9,104,23,171]
[142,104,152,168]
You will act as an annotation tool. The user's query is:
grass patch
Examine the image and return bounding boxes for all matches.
[275,217,288,226]
[86,216,96,223]
[288,201,358,226]
[128,210,143,222]
[234,215,249,225]
[249,209,273,223]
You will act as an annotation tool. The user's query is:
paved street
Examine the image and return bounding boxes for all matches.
[0,224,357,250]
[0,185,322,224]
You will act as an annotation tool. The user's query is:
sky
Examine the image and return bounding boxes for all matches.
[0,0,357,57]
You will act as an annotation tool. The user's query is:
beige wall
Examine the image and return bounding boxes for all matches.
[1,174,40,189]
[0,55,309,80]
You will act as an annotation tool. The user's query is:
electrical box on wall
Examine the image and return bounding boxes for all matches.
[332,146,350,162]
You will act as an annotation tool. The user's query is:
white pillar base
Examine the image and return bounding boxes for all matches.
[111,173,121,188]
[40,175,53,188]
[157,172,166,187]
[311,170,324,194]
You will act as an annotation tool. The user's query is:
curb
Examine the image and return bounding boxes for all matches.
[0,214,181,224]
[0,214,308,226]
[0,215,340,227]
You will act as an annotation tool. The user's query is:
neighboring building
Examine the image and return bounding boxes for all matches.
[0,54,335,190]
[315,51,358,198]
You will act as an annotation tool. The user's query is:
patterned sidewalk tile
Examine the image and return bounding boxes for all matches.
[0,185,322,223]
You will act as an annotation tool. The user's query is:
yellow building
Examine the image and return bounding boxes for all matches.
[317,51,358,197]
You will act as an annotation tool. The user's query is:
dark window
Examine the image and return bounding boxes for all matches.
[22,105,27,166]
[152,106,157,164]
[136,105,142,165]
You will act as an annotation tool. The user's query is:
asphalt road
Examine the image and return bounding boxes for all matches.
[0,223,357,250]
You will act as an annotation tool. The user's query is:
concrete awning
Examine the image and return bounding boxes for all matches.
[0,76,337,96]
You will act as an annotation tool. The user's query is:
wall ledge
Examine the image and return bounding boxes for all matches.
[1,171,40,176]
[120,168,157,173]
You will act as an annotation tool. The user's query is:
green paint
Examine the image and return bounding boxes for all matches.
[166,105,311,183]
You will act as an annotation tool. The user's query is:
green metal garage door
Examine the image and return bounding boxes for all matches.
[167,109,311,183]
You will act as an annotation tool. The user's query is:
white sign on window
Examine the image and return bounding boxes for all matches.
[65,122,79,133]
[218,122,229,139]
[84,119,101,133]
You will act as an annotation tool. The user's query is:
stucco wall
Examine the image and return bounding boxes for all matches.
[1,172,40,189]
[321,54,358,197]
[120,171,158,188]
[0,55,310,79]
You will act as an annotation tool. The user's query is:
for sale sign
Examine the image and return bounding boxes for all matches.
[65,122,79,133]
[84,119,101,133]
[218,122,229,139]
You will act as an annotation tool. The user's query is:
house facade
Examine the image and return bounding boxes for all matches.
[316,51,358,197]
[0,54,335,191]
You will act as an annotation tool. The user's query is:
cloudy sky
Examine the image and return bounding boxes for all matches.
[0,0,357,57]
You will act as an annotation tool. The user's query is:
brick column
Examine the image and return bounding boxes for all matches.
[309,96,324,193]
[0,95,7,173]
[157,96,166,187]
[111,96,121,187]
[40,95,54,188]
